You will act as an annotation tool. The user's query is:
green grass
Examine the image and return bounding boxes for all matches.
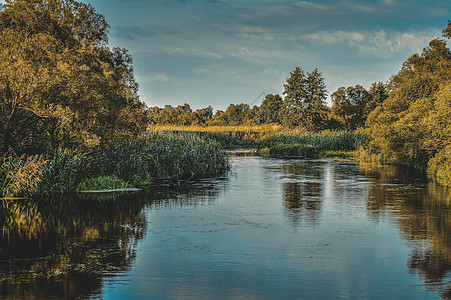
[77,176,130,191]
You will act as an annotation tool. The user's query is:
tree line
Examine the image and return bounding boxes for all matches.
[148,68,389,132]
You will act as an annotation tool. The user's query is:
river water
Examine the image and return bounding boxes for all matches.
[1,154,451,299]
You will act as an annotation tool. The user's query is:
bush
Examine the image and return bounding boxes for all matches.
[428,146,451,186]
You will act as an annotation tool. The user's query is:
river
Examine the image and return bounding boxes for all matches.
[1,154,451,299]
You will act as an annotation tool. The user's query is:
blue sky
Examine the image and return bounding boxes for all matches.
[4,0,451,110]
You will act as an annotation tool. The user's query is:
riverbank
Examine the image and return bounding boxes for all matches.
[151,125,365,159]
[0,132,229,199]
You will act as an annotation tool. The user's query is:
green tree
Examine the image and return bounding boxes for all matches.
[367,81,388,113]
[331,85,371,130]
[281,67,306,128]
[259,94,283,124]
[281,67,328,130]
[213,103,251,126]
[191,106,213,126]
[304,68,328,131]
[0,0,146,153]
[363,37,451,169]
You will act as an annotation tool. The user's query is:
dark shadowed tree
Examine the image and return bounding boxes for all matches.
[367,81,389,114]
[213,103,251,126]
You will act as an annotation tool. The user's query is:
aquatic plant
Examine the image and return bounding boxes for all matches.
[77,176,130,191]
[0,132,229,199]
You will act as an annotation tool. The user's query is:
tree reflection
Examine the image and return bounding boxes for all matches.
[0,193,147,299]
[0,180,225,299]
[362,163,451,299]
[282,162,323,227]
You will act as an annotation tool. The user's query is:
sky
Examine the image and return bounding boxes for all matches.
[3,0,451,110]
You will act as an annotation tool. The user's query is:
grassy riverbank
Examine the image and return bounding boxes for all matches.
[0,132,229,199]
[151,125,365,159]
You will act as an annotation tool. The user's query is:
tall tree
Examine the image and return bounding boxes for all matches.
[0,0,146,153]
[443,20,451,39]
[281,67,307,128]
[281,67,328,130]
[367,81,389,114]
[304,68,328,131]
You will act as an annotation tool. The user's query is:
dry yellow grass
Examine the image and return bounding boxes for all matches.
[147,124,346,137]
[148,124,285,134]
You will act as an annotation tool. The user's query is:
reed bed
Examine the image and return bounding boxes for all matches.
[151,125,366,158]
[0,132,229,199]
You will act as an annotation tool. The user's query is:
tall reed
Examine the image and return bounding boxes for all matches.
[0,132,229,199]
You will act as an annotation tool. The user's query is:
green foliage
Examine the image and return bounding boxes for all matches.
[0,0,147,153]
[77,176,129,191]
[40,149,86,194]
[281,67,328,131]
[0,133,229,198]
[259,94,283,124]
[331,85,372,130]
[363,38,451,171]
[428,145,451,186]
[260,132,366,152]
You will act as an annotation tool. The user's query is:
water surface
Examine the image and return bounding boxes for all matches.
[1,156,451,299]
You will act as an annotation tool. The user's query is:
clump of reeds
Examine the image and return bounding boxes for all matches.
[258,131,366,158]
[0,132,229,199]
[259,131,366,151]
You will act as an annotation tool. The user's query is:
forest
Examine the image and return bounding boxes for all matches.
[1,0,451,200]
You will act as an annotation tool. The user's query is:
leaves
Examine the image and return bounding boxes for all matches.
[0,0,146,153]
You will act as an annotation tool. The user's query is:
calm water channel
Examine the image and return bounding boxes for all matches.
[1,153,451,299]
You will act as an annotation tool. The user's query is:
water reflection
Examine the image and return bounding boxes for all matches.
[281,161,323,227]
[2,157,451,299]
[0,181,225,300]
[361,163,451,299]
[0,193,147,299]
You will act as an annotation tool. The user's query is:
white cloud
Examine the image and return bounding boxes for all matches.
[297,1,329,10]
[165,48,223,59]
[383,0,396,5]
[137,73,169,83]
[302,29,439,57]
